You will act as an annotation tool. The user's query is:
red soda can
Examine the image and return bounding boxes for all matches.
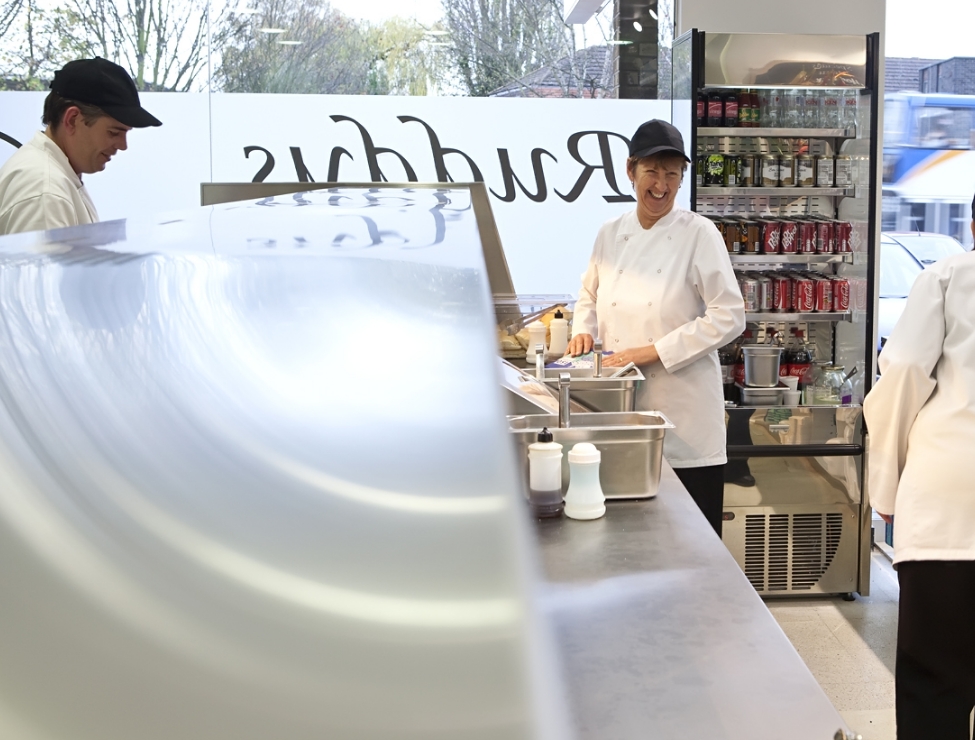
[794,276,815,312]
[797,221,817,253]
[814,277,834,312]
[816,221,835,253]
[779,220,799,253]
[831,276,850,311]
[771,274,793,311]
[835,221,852,252]
[760,220,781,254]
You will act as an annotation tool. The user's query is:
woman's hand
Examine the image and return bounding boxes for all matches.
[878,512,894,525]
[603,345,660,367]
[567,333,593,356]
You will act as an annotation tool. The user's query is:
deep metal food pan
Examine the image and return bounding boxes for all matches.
[507,411,674,500]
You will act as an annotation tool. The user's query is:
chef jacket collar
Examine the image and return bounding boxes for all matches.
[620,205,682,236]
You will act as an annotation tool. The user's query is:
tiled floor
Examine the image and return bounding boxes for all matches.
[766,549,900,740]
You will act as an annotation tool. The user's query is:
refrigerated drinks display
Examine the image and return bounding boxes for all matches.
[673,31,880,597]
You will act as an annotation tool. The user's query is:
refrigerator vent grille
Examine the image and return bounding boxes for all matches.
[743,512,843,592]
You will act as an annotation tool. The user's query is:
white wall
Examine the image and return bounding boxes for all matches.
[0,94,673,295]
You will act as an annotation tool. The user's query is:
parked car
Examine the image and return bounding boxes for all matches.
[877,232,965,349]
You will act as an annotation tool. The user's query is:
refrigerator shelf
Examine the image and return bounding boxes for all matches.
[730,254,854,264]
[745,311,852,322]
[697,127,855,138]
[697,187,854,197]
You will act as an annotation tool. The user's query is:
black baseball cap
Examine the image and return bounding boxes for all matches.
[629,119,690,162]
[50,57,162,128]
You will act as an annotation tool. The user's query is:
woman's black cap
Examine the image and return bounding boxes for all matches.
[50,57,162,128]
[629,119,690,162]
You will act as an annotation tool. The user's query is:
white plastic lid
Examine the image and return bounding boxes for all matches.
[568,442,600,464]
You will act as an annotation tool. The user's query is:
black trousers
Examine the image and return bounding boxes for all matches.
[896,560,975,740]
[674,464,725,537]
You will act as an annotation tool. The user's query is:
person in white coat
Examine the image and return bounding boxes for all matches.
[864,194,975,740]
[0,57,161,236]
[568,120,745,535]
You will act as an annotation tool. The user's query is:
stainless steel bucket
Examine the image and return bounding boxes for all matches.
[742,346,783,387]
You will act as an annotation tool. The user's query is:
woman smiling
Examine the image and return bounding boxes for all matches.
[567,119,745,535]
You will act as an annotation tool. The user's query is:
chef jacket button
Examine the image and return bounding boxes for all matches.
[657,269,661,273]
[624,236,629,241]
[612,302,616,306]
[651,373,656,378]
[648,338,653,342]
[619,269,623,274]
[668,236,671,240]
[615,339,620,343]
[648,301,652,306]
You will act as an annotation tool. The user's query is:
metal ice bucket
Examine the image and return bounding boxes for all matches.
[742,346,783,388]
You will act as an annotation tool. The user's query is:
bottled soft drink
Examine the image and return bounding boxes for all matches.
[790,330,813,401]
[761,89,780,128]
[802,90,821,128]
[719,342,738,403]
[748,92,762,128]
[707,91,724,126]
[723,92,739,127]
[697,92,706,126]
[781,90,801,128]
[840,89,858,130]
[822,90,840,128]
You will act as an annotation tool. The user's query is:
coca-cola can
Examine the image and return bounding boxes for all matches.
[831,276,850,312]
[814,277,834,312]
[740,275,759,312]
[756,276,773,311]
[760,219,781,254]
[797,221,817,253]
[794,276,815,312]
[835,221,853,252]
[779,220,799,253]
[771,274,793,311]
[816,221,835,253]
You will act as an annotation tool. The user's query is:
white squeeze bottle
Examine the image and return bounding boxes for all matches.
[563,442,605,520]
[528,427,564,518]
[548,310,569,356]
[526,320,547,363]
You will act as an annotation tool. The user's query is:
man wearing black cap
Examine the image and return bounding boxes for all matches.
[0,57,162,236]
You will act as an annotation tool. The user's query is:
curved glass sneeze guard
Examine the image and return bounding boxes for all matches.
[0,187,553,740]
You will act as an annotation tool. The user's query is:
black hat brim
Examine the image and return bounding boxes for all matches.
[100,104,162,128]
[630,144,691,162]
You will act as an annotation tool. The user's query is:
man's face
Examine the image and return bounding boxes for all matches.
[629,155,684,225]
[63,110,131,175]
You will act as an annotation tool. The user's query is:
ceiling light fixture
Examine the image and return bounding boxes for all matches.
[648,7,658,20]
[633,20,643,32]
[258,27,286,33]
[276,39,302,45]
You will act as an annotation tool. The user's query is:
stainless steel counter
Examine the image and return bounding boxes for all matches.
[533,464,851,740]
[0,186,560,740]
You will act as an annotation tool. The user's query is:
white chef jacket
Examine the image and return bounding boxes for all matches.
[573,207,745,467]
[864,253,975,564]
[0,131,98,236]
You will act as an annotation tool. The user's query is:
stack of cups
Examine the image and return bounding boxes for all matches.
[781,375,801,406]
